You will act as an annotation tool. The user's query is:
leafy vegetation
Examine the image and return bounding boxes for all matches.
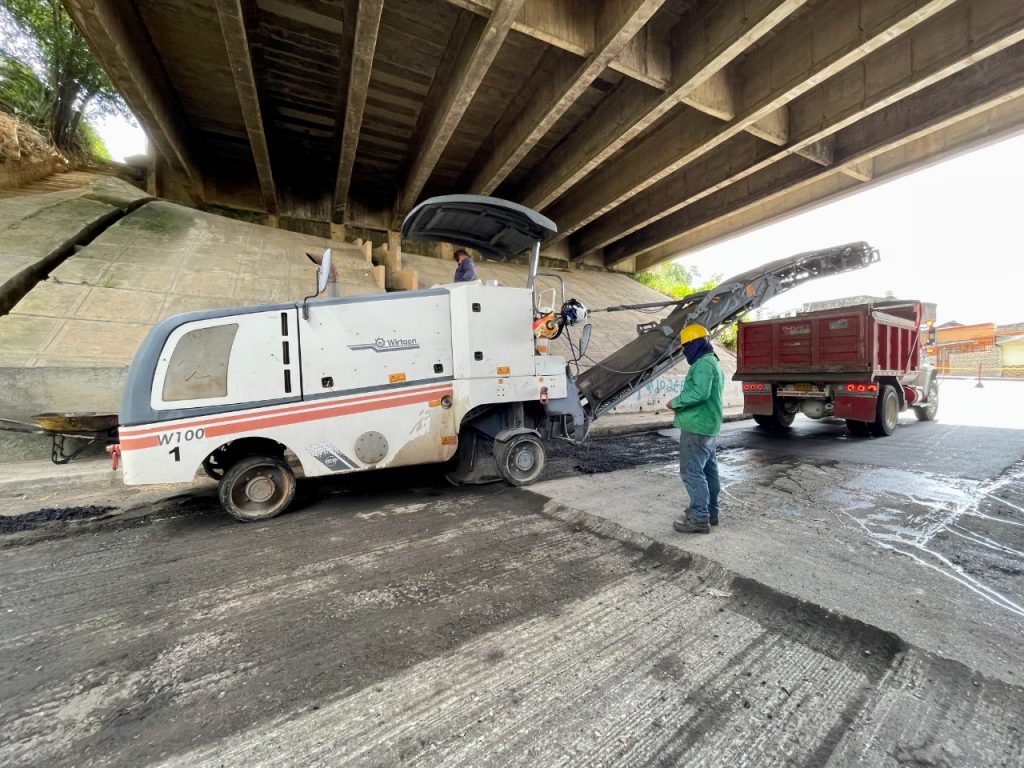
[0,0,127,159]
[632,262,741,351]
[632,262,716,300]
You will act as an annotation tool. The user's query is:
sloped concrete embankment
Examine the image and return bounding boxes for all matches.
[0,190,381,462]
[0,176,149,316]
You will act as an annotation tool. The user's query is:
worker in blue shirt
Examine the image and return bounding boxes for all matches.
[453,248,478,282]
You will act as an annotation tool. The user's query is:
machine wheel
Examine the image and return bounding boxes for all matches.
[870,385,900,437]
[494,434,546,486]
[846,419,871,437]
[914,381,939,421]
[218,455,296,522]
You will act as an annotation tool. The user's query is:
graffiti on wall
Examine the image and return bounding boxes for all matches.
[608,374,743,414]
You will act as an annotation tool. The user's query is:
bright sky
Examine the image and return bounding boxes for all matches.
[95,114,147,163]
[676,132,1024,327]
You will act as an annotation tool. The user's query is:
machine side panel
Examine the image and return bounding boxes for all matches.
[300,294,454,398]
[451,285,535,379]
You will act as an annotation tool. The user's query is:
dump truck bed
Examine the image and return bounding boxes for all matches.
[735,301,922,382]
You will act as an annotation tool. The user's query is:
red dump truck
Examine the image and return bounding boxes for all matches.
[734,300,938,436]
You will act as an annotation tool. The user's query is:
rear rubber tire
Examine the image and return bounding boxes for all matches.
[218,454,296,522]
[494,434,546,486]
[753,399,795,430]
[870,385,900,437]
[914,381,939,421]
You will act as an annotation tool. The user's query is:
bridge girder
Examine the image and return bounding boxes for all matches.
[61,0,1024,269]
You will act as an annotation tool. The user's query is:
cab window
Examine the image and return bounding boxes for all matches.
[162,323,238,402]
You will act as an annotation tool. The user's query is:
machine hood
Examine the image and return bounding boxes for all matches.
[401,195,557,261]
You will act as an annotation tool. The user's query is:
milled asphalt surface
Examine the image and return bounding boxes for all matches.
[1,379,1023,766]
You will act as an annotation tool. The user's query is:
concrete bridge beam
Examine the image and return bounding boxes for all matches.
[332,0,385,223]
[519,0,807,213]
[214,0,278,214]
[63,0,205,202]
[591,0,1024,266]
[446,0,672,89]
[631,42,1024,271]
[468,0,668,196]
[545,0,962,243]
[393,0,526,227]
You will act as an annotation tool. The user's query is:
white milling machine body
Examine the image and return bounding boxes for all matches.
[118,195,879,521]
[118,197,584,521]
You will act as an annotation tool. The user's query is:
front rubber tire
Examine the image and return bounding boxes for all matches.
[914,381,939,421]
[870,385,900,437]
[218,455,296,522]
[494,434,546,486]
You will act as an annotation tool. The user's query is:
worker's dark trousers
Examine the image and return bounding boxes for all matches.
[678,430,720,523]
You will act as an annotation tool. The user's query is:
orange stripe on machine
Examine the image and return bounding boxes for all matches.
[120,384,452,452]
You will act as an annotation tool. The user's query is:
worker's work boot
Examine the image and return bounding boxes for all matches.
[673,516,710,534]
[683,507,718,527]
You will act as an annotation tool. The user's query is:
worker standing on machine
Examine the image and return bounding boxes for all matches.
[453,248,478,282]
[667,324,724,534]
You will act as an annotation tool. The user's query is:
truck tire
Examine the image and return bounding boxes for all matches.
[846,419,871,437]
[494,434,546,486]
[914,381,939,421]
[870,385,900,437]
[753,399,795,430]
[218,454,296,522]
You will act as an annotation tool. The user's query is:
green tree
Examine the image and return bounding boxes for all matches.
[632,262,743,351]
[632,262,717,300]
[0,0,125,152]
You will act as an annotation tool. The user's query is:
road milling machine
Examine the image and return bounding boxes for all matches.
[116,195,879,521]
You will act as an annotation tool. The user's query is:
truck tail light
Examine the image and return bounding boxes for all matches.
[742,383,766,391]
[843,383,878,393]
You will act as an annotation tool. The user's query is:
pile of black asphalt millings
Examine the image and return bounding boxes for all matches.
[0,505,116,534]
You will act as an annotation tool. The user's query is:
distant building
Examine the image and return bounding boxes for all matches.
[996,325,1024,378]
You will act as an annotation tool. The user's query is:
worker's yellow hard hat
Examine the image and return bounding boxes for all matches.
[679,324,709,345]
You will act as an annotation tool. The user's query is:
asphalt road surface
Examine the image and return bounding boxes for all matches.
[1,379,1022,766]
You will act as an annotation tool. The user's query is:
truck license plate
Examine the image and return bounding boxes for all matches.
[793,383,813,392]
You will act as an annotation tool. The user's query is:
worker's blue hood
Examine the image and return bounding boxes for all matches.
[401,195,557,261]
[683,337,714,365]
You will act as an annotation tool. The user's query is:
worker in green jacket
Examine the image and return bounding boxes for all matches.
[666,324,724,534]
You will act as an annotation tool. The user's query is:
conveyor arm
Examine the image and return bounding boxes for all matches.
[574,242,880,418]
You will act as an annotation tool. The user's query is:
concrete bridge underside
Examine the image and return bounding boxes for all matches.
[64,0,1024,270]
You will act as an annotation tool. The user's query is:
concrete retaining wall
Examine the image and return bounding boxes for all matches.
[0,366,126,463]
